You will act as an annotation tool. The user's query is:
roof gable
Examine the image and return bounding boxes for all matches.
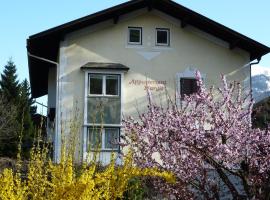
[27,0,270,98]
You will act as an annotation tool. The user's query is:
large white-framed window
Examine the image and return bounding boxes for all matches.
[156,28,170,46]
[128,27,142,45]
[83,71,123,155]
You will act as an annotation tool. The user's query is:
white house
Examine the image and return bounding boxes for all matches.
[27,0,270,163]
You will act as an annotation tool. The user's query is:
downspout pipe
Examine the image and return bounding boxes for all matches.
[27,52,59,66]
[27,52,60,163]
[249,57,261,100]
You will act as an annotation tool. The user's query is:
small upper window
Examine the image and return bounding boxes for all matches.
[156,28,170,46]
[180,78,198,98]
[128,27,142,45]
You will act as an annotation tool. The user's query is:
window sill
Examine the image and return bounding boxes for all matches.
[125,45,145,49]
[87,94,120,98]
[88,149,120,152]
[152,46,173,50]
[83,124,122,127]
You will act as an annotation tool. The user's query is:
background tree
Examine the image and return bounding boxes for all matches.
[0,59,20,103]
[20,79,37,116]
[0,95,19,157]
[0,59,21,157]
[19,79,36,157]
[252,96,270,129]
[124,73,270,199]
[0,59,36,158]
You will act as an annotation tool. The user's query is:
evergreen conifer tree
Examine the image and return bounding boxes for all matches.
[20,79,37,116]
[0,60,37,158]
[19,79,36,157]
[0,59,20,103]
[0,59,21,157]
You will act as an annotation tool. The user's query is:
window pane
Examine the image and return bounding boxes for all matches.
[88,128,102,149]
[105,128,119,149]
[106,75,119,95]
[129,29,141,43]
[87,97,121,124]
[180,78,198,97]
[157,30,168,45]
[89,74,103,95]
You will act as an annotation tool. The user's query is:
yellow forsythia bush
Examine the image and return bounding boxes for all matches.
[0,143,175,200]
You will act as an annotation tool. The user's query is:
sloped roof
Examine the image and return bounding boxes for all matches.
[27,0,270,98]
[81,62,130,71]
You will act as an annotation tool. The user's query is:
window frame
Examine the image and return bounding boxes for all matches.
[88,74,120,97]
[176,68,206,106]
[83,70,124,156]
[87,127,120,151]
[128,27,142,45]
[179,77,199,99]
[155,28,170,46]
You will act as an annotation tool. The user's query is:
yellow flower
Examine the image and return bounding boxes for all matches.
[0,137,175,200]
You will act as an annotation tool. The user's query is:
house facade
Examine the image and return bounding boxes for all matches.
[27,0,270,163]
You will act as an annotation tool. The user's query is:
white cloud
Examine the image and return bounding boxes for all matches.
[251,65,270,76]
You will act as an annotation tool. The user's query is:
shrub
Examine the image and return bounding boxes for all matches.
[123,72,270,199]
[0,133,174,200]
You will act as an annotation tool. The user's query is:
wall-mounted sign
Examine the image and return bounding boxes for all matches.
[128,79,167,92]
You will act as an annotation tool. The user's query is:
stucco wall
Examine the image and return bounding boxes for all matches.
[55,10,251,161]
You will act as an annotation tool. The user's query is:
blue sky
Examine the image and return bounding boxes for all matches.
[0,0,270,112]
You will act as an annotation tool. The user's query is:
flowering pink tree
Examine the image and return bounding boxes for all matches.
[123,72,270,199]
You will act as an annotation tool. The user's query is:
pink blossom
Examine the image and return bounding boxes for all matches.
[123,73,270,199]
